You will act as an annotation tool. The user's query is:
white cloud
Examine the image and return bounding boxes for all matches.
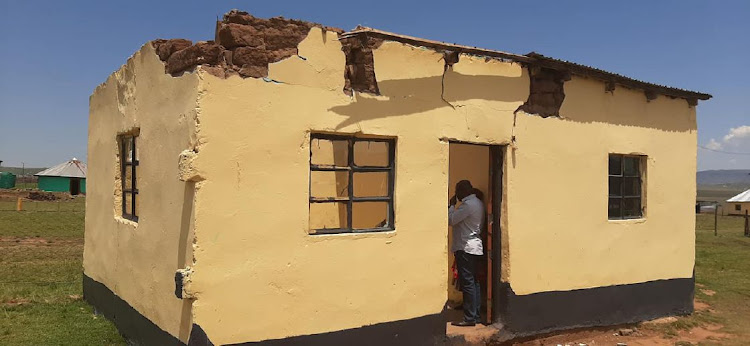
[700,125,750,170]
[723,125,750,144]
[706,138,722,150]
[706,125,750,151]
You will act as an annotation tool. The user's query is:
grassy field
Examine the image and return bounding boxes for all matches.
[0,198,125,345]
[0,199,748,345]
[690,213,750,344]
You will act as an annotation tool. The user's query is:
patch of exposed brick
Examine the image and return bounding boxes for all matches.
[516,66,570,118]
[151,10,343,79]
[341,33,383,95]
[165,42,224,75]
[152,39,193,61]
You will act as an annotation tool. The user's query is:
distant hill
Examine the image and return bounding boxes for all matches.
[0,166,47,176]
[698,169,750,186]
[697,169,750,200]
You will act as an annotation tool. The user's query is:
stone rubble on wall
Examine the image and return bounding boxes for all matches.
[151,10,343,79]
[516,66,570,118]
[340,32,382,95]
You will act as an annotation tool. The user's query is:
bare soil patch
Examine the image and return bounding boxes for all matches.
[502,299,729,345]
[0,236,83,247]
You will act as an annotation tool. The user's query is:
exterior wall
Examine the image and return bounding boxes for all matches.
[729,202,750,215]
[189,28,526,344]
[188,27,697,343]
[84,43,199,342]
[38,177,86,193]
[86,26,698,344]
[38,176,70,192]
[505,77,697,295]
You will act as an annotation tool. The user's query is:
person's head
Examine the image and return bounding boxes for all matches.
[455,180,474,200]
[472,188,484,202]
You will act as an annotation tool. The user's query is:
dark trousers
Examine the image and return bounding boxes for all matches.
[455,250,481,323]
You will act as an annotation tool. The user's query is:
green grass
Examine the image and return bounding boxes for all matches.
[0,201,748,344]
[642,214,750,345]
[0,198,125,345]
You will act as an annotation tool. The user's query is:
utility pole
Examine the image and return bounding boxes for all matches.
[22,162,25,189]
[714,203,718,237]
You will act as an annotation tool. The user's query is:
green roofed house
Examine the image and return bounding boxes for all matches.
[35,158,87,195]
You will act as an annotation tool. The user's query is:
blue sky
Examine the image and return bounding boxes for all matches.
[0,0,747,170]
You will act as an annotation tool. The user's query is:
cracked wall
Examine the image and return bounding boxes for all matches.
[516,66,569,118]
[87,10,699,345]
[188,32,696,344]
[340,34,382,95]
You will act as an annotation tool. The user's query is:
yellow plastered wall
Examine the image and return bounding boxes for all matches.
[88,27,698,344]
[188,28,525,344]
[730,202,750,215]
[85,44,198,342]
[504,78,697,294]
[187,28,695,343]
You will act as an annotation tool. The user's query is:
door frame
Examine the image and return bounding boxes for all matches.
[448,141,504,324]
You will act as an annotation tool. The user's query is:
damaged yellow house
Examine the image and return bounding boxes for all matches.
[84,10,711,345]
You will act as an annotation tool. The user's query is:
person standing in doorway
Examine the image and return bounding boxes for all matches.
[449,180,484,326]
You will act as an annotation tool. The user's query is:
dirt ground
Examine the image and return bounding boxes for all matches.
[504,298,728,346]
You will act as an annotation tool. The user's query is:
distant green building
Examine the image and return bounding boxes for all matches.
[0,172,16,188]
[35,158,87,195]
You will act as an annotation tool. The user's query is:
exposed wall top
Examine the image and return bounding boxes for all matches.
[149,10,711,104]
[151,10,342,79]
[341,27,712,103]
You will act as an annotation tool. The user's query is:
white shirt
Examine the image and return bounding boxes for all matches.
[448,194,484,255]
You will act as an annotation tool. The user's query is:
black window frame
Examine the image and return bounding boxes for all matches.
[120,135,139,222]
[736,204,742,211]
[608,154,644,220]
[309,133,395,234]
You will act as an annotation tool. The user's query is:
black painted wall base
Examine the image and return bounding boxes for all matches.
[189,313,446,346]
[83,274,184,345]
[84,273,446,346]
[85,272,693,345]
[497,277,695,337]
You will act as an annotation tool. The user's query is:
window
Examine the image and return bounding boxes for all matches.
[120,135,139,221]
[608,154,644,219]
[309,134,395,234]
[736,204,742,211]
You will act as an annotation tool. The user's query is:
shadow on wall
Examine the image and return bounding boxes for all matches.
[557,77,697,133]
[178,182,195,341]
[328,70,527,130]
[329,65,696,134]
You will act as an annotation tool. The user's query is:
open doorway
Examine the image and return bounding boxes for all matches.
[447,142,503,326]
[69,178,81,195]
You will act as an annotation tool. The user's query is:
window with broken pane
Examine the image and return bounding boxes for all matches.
[309,134,395,234]
[608,154,644,220]
[120,135,139,222]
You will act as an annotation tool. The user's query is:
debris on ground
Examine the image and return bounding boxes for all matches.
[27,191,59,201]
